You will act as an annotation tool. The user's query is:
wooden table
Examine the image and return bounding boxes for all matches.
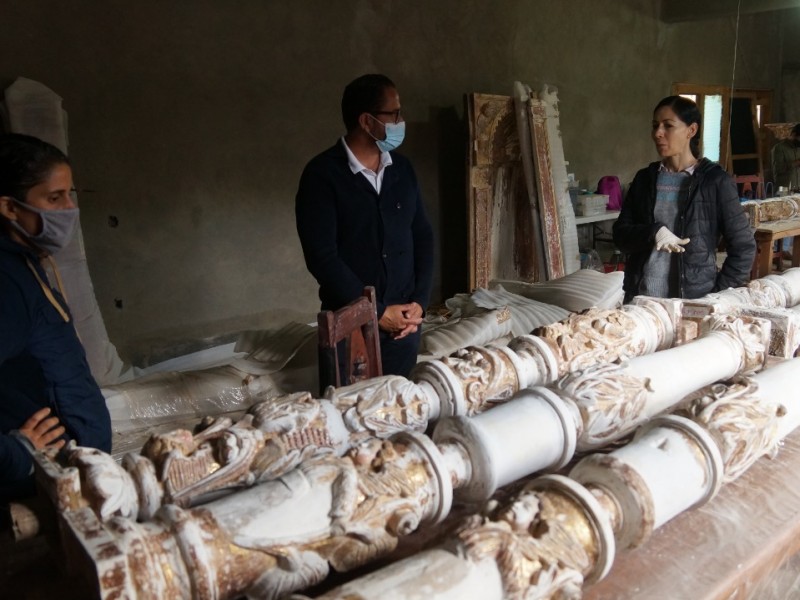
[751,219,800,279]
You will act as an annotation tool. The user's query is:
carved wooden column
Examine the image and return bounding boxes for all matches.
[43,301,675,522]
[47,376,437,521]
[571,356,800,553]
[431,314,769,505]
[61,431,453,600]
[307,474,615,600]
[686,268,800,311]
[45,315,772,598]
[412,298,675,419]
[310,357,800,600]
[40,312,760,527]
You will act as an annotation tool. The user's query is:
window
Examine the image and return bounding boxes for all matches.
[672,83,772,178]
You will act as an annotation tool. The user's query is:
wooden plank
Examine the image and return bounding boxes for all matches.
[528,98,565,280]
[513,81,546,283]
[537,86,581,275]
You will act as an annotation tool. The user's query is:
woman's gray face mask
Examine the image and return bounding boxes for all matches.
[9,198,79,255]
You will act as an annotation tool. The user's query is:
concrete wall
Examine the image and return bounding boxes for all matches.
[0,1,788,364]
[780,9,800,121]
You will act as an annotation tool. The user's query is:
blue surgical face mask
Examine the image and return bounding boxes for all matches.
[9,198,79,255]
[368,116,406,152]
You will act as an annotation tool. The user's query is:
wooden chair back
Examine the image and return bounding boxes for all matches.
[734,174,765,200]
[317,286,382,395]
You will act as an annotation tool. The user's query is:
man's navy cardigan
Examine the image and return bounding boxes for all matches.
[295,141,434,317]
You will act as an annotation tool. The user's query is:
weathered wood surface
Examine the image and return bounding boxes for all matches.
[528,97,566,280]
[467,93,540,290]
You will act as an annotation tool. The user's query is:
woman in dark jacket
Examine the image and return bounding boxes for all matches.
[613,96,755,303]
[0,134,111,501]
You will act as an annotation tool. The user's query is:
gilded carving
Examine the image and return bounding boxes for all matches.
[468,92,538,289]
[139,415,265,508]
[534,308,645,376]
[678,378,785,482]
[438,346,520,415]
[528,98,565,280]
[314,438,439,572]
[63,377,434,520]
[557,363,650,449]
[63,435,446,599]
[326,375,430,440]
[455,487,592,600]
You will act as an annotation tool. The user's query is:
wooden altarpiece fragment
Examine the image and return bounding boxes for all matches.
[466,93,541,290]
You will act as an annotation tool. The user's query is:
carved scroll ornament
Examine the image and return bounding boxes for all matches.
[79,378,432,521]
[678,378,785,482]
[534,308,650,376]
[555,363,651,450]
[62,432,450,600]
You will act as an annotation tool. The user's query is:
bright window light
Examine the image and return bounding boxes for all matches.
[703,95,723,163]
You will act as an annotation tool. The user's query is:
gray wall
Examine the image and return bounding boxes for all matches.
[0,1,790,364]
[781,9,800,120]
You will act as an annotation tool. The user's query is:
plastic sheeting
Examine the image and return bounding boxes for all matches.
[419,287,570,357]
[419,272,625,357]
[105,323,318,459]
[470,286,570,336]
[491,269,624,313]
[420,308,515,357]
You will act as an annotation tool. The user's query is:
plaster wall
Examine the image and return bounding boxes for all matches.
[780,9,800,121]
[0,1,787,364]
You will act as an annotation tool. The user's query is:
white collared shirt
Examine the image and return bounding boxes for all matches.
[341,137,393,193]
[659,160,698,175]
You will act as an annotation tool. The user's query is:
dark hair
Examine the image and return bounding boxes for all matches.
[791,123,800,137]
[0,133,69,202]
[341,74,396,132]
[654,95,703,158]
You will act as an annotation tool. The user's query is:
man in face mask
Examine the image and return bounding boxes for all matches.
[771,123,800,191]
[296,74,434,379]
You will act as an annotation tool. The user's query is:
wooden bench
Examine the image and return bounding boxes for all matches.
[750,220,800,279]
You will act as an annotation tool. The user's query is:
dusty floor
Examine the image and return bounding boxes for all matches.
[0,528,89,598]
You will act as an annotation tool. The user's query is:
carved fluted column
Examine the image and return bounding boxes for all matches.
[412,298,675,418]
[62,431,453,600]
[46,302,679,522]
[48,315,772,599]
[310,358,800,600]
[431,314,769,504]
